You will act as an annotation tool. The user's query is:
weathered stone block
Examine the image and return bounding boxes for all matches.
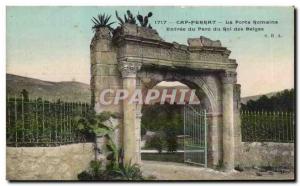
[236,142,294,168]
[188,36,222,47]
[6,143,95,180]
[92,64,120,76]
[93,51,117,65]
[93,39,112,52]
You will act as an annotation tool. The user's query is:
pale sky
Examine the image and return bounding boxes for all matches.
[6,7,294,97]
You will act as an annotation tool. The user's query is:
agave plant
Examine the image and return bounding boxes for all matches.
[91,14,115,32]
[112,162,144,180]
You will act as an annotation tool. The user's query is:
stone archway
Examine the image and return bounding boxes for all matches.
[90,23,241,171]
[135,71,218,167]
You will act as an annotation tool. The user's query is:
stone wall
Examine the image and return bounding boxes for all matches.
[237,142,294,168]
[6,143,95,180]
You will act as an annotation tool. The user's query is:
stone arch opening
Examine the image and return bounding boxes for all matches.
[139,81,192,163]
[136,72,220,167]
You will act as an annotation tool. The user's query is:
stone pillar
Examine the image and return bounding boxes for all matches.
[233,84,242,165]
[90,27,122,164]
[207,113,222,168]
[135,79,142,164]
[118,61,141,165]
[135,110,142,164]
[221,71,236,171]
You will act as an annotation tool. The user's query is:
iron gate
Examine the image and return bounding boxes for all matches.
[183,105,207,167]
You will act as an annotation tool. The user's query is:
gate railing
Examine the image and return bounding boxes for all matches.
[241,110,295,143]
[6,96,90,147]
[183,105,207,167]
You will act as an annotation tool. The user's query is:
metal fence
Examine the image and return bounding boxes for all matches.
[6,96,90,147]
[241,111,295,143]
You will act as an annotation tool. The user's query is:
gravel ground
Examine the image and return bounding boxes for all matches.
[141,160,294,181]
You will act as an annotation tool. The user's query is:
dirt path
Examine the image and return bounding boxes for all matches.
[141,161,294,180]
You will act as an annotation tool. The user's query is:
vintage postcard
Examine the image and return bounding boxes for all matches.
[6,6,295,181]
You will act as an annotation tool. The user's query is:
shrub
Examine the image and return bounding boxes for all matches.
[146,134,164,153]
[77,160,144,180]
[77,118,145,181]
[111,162,144,180]
[77,160,106,180]
[141,125,147,137]
[77,171,93,180]
[164,127,178,152]
[75,111,117,141]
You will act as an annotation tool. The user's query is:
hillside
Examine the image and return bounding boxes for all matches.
[7,73,288,105]
[241,92,278,104]
[6,74,91,102]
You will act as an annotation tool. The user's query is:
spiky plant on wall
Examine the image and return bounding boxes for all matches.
[115,10,136,25]
[91,14,115,32]
[137,12,153,28]
[114,10,153,28]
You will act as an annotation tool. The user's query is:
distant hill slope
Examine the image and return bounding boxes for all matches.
[241,92,280,104]
[6,74,91,102]
[7,73,286,104]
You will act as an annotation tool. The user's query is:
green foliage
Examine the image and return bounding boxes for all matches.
[137,12,153,28]
[241,111,294,142]
[76,110,135,177]
[77,160,144,180]
[141,104,183,134]
[114,10,153,28]
[146,134,164,153]
[20,89,29,101]
[77,171,93,180]
[141,104,183,152]
[241,89,294,112]
[77,112,145,181]
[91,14,115,32]
[164,127,178,152]
[6,96,90,147]
[240,89,295,143]
[75,111,121,169]
[141,124,147,136]
[111,162,144,180]
[77,160,104,180]
[105,138,121,170]
[77,120,144,181]
[216,160,224,170]
[234,165,244,172]
[75,111,117,138]
[115,10,136,25]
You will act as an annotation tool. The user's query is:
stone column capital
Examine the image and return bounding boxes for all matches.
[118,61,142,78]
[221,71,237,84]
